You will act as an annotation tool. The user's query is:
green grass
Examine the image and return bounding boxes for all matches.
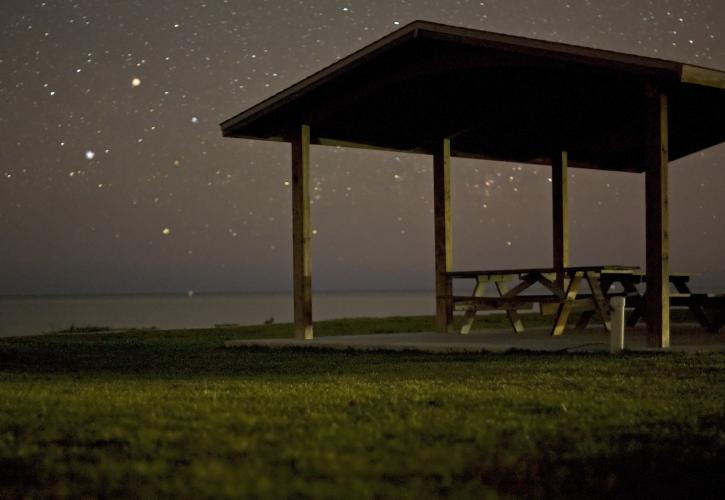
[0,316,723,498]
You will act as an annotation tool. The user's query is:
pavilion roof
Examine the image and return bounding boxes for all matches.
[221,20,725,172]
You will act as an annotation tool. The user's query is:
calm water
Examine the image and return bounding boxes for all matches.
[0,291,435,337]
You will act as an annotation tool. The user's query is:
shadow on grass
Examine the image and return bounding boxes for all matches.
[0,412,722,499]
[475,422,725,499]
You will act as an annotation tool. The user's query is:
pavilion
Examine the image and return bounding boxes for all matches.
[221,21,725,348]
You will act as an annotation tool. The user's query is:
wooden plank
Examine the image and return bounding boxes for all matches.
[533,272,565,299]
[452,295,576,308]
[453,301,535,311]
[552,150,569,290]
[541,301,597,316]
[434,138,453,333]
[667,278,709,328]
[681,64,725,91]
[291,124,313,340]
[447,270,518,279]
[495,281,525,333]
[551,271,583,336]
[315,137,409,153]
[500,277,537,298]
[446,265,637,279]
[454,293,598,302]
[644,85,670,348]
[483,274,512,282]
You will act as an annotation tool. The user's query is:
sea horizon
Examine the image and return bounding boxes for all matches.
[3,275,724,338]
[0,288,435,299]
[0,290,437,338]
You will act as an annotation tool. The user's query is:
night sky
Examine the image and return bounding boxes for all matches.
[1,0,724,295]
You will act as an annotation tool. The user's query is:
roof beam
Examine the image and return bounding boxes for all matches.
[681,65,725,90]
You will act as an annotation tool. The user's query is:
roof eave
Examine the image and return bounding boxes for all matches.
[681,64,725,90]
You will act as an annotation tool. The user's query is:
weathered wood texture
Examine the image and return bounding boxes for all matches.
[644,87,670,348]
[291,124,313,340]
[552,150,569,290]
[434,138,453,333]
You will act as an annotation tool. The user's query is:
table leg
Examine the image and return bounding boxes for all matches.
[689,295,713,330]
[586,272,612,333]
[672,279,711,330]
[709,307,725,333]
[627,300,645,327]
[671,278,691,294]
[599,276,614,295]
[617,280,642,327]
[495,281,524,333]
[535,272,564,299]
[575,310,595,330]
[551,271,583,336]
[460,278,487,335]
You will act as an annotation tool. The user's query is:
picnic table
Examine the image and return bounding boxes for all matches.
[447,266,725,335]
[599,272,725,333]
[446,266,638,336]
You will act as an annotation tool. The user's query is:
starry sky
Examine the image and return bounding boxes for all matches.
[1,0,724,295]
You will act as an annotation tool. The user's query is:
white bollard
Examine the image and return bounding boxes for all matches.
[610,296,626,354]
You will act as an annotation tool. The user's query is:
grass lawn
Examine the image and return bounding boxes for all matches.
[0,316,723,498]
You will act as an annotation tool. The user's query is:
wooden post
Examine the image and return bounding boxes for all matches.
[291,124,313,340]
[552,150,569,289]
[433,138,452,333]
[644,86,670,348]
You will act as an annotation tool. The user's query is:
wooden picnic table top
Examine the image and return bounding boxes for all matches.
[446,265,640,279]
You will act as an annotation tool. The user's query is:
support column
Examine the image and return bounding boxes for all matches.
[644,86,670,348]
[552,150,569,289]
[433,138,453,333]
[291,124,313,340]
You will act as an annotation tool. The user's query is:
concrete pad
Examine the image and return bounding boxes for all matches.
[225,324,725,354]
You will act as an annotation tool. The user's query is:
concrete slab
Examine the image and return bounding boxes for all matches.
[225,324,725,354]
